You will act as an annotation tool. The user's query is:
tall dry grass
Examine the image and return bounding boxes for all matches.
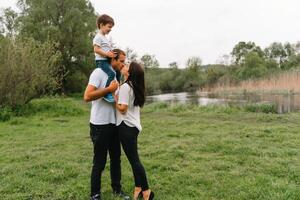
[211,70,300,94]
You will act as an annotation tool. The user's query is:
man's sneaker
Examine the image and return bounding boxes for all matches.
[103,92,115,103]
[90,194,101,200]
[113,190,131,200]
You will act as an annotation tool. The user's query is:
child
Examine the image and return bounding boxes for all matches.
[93,14,119,103]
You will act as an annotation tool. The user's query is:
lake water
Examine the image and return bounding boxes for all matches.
[147,92,300,113]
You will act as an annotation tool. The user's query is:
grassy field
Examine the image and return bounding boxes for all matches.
[0,98,300,200]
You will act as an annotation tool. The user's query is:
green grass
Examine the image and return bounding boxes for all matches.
[0,99,300,200]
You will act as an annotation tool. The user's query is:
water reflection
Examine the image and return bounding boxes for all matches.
[146,92,300,113]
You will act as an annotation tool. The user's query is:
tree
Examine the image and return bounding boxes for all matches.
[125,47,138,63]
[17,0,96,94]
[295,42,300,54]
[186,56,202,72]
[238,52,267,79]
[0,7,19,37]
[140,54,159,69]
[168,61,179,69]
[264,42,296,67]
[231,41,264,64]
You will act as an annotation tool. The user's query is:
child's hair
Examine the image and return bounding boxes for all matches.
[96,14,114,29]
[125,62,145,107]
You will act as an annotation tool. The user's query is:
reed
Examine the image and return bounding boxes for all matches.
[211,70,300,94]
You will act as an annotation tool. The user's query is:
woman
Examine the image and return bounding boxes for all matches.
[115,62,154,200]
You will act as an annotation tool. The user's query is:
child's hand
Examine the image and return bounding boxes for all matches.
[106,51,116,58]
[108,80,119,92]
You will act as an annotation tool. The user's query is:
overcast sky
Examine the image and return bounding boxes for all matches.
[1,0,300,67]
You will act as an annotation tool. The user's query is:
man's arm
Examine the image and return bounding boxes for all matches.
[84,80,118,102]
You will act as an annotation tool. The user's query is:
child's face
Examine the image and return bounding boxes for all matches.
[100,23,113,34]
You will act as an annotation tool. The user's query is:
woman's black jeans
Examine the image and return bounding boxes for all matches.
[118,121,149,191]
[90,123,122,196]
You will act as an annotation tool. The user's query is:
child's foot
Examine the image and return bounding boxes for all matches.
[103,93,115,103]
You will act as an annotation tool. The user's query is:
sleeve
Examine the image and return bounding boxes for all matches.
[93,34,102,47]
[118,84,130,105]
[88,69,102,88]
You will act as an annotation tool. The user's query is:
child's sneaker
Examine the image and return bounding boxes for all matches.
[103,93,115,103]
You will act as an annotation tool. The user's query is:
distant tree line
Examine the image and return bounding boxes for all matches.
[1,0,300,110]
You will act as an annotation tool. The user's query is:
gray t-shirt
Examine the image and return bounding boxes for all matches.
[116,83,142,132]
[93,32,114,60]
[88,68,116,125]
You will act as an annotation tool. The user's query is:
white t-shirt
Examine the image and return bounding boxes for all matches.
[93,32,114,60]
[116,83,142,132]
[88,68,116,125]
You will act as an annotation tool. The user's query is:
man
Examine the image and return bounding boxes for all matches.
[84,49,130,200]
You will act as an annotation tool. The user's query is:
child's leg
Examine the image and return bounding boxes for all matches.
[96,60,116,86]
[96,60,116,102]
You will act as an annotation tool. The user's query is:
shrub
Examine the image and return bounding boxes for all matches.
[244,103,277,113]
[0,37,61,109]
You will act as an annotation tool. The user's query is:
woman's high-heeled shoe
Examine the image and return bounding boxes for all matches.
[148,191,154,200]
[134,190,143,200]
[138,191,143,199]
[144,191,154,200]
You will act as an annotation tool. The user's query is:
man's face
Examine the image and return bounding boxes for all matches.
[111,54,126,71]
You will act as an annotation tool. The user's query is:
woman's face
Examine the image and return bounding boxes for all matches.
[121,64,129,79]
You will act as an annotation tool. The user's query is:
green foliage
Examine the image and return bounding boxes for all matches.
[64,70,88,93]
[125,47,138,63]
[0,107,12,122]
[0,37,60,109]
[244,103,277,113]
[186,56,202,72]
[141,54,159,69]
[231,41,264,64]
[264,42,295,67]
[0,7,19,36]
[205,65,226,86]
[282,54,300,70]
[238,52,268,79]
[17,0,96,93]
[0,97,85,122]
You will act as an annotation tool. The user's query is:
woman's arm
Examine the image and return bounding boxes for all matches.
[114,94,128,114]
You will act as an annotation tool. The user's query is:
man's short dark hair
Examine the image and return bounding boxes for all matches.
[113,49,126,60]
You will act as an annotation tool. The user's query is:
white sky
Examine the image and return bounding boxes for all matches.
[1,0,300,67]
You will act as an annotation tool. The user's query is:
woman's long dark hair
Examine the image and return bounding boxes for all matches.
[125,62,145,107]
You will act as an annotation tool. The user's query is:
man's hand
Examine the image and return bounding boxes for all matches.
[108,80,119,92]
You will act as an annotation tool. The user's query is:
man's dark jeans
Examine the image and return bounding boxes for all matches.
[90,123,121,196]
